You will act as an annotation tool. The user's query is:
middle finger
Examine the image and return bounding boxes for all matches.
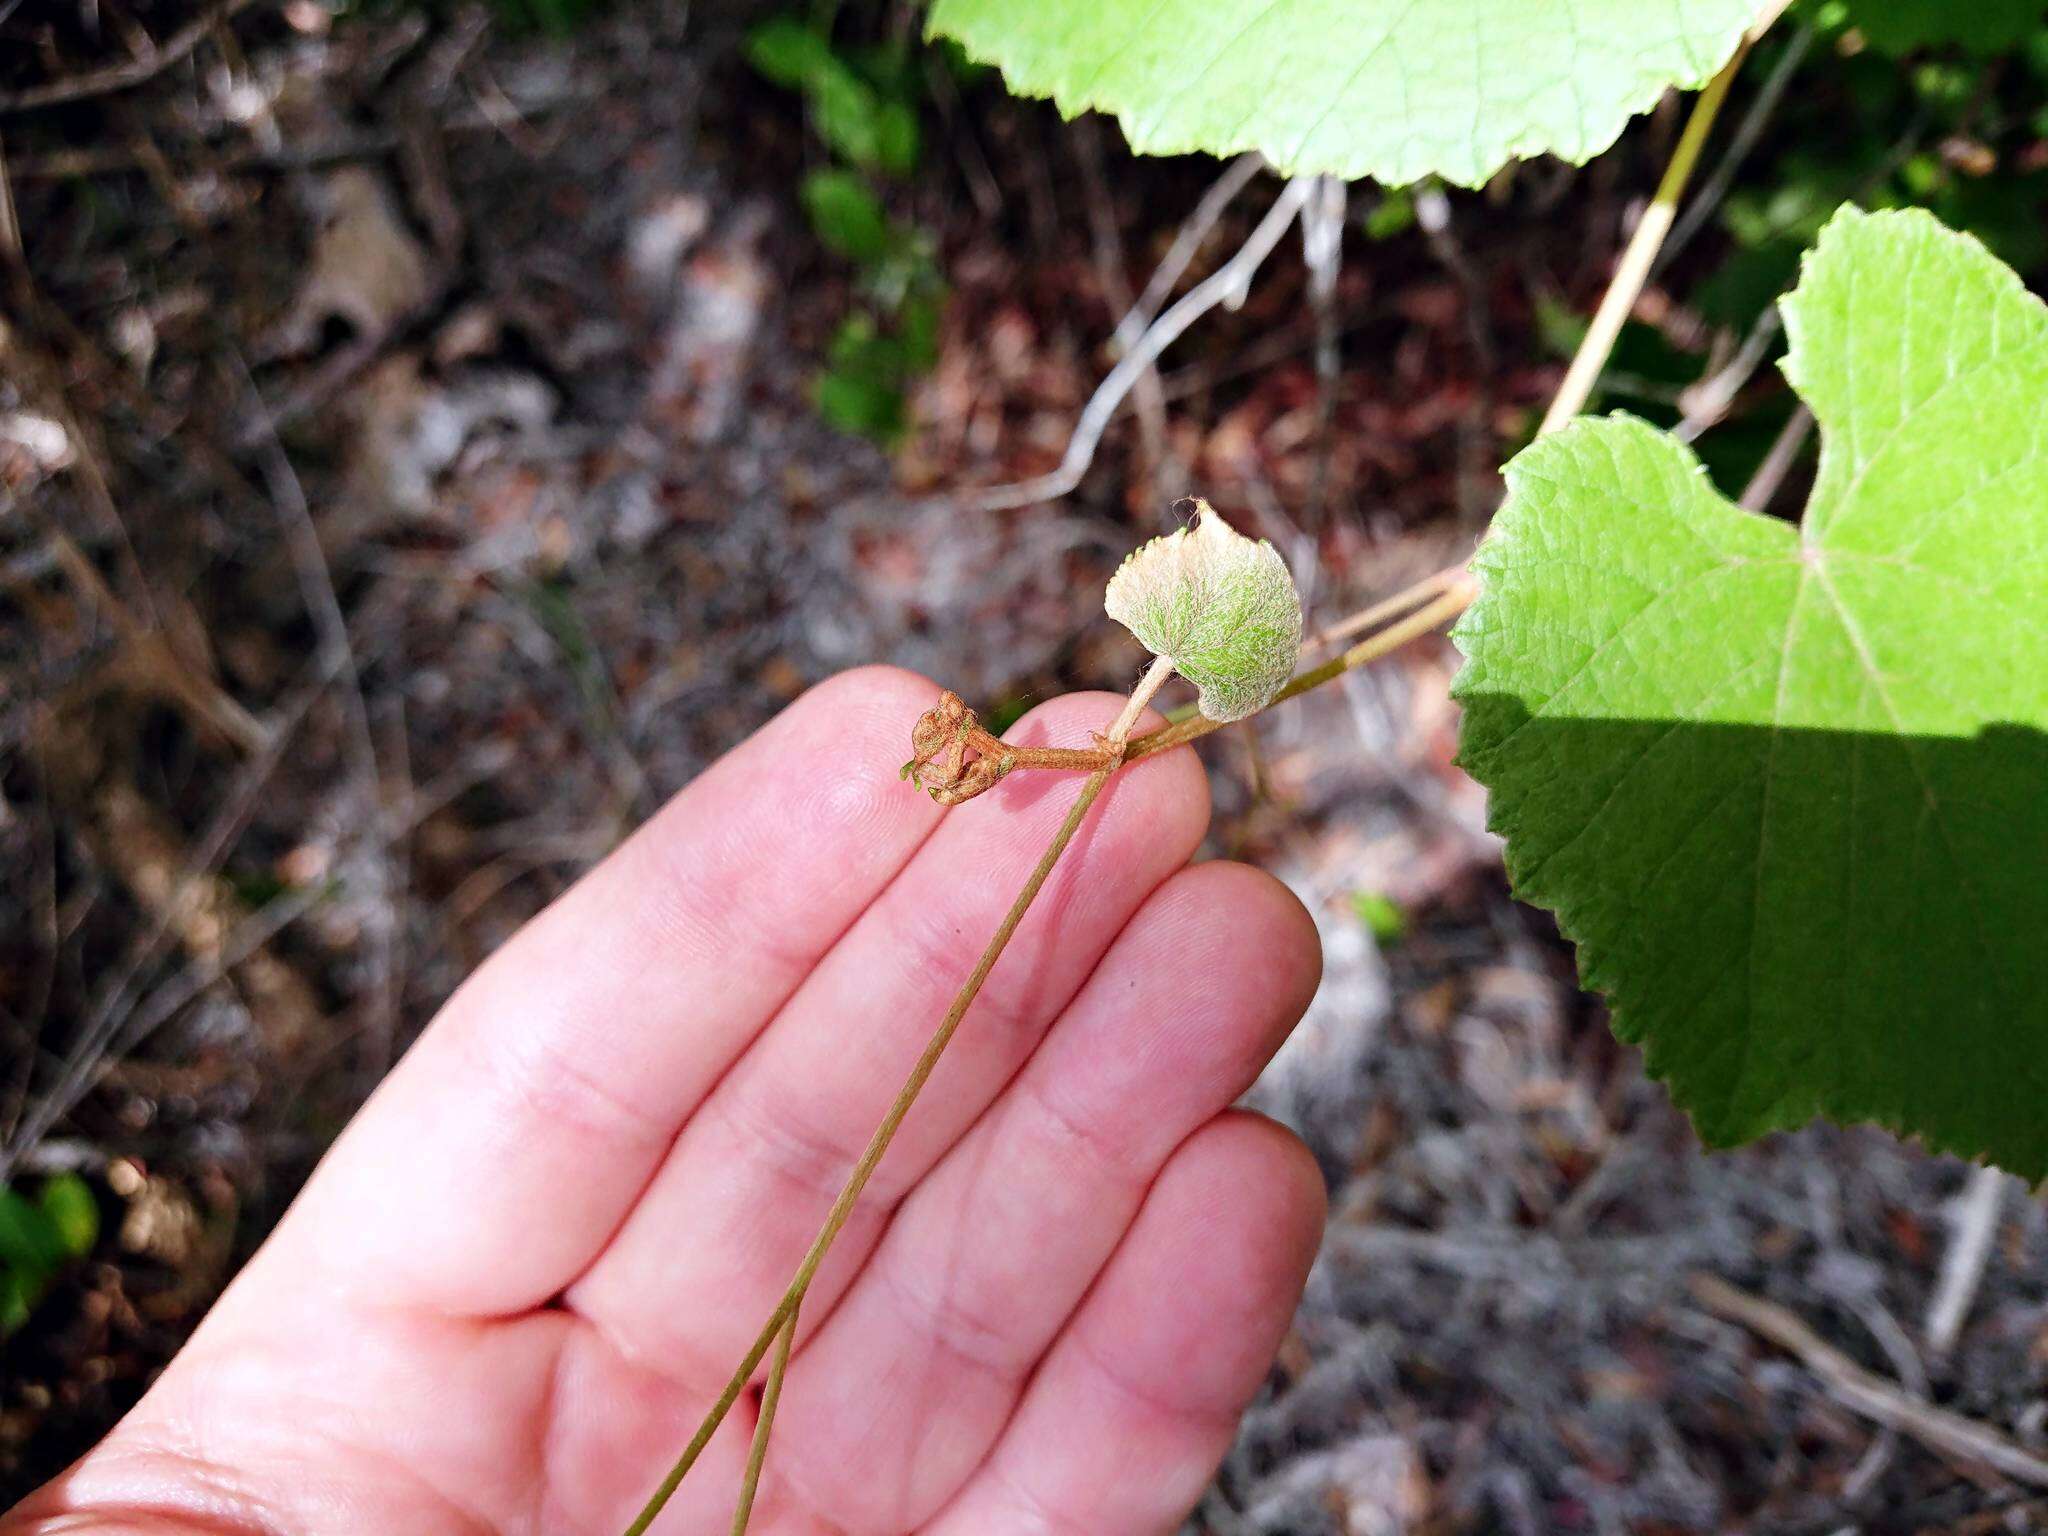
[568,690,1209,1390]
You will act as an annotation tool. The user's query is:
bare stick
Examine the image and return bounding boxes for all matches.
[0,0,259,113]
[727,1305,798,1536]
[957,179,1313,513]
[1674,304,1783,443]
[1301,175,1348,525]
[0,132,21,258]
[621,709,1134,1536]
[1077,120,1171,493]
[1660,21,1814,270]
[243,361,401,1074]
[1926,1165,2009,1357]
[1538,39,1753,437]
[1308,563,1470,652]
[1691,1273,2048,1488]
[1112,153,1266,353]
[1739,401,1813,511]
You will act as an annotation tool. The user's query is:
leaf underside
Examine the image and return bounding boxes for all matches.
[1453,206,2048,1175]
[926,0,1767,186]
[1106,507,1302,723]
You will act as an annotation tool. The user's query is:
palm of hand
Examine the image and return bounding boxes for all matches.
[6,670,1325,1536]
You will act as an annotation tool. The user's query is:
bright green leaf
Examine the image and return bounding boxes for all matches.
[816,365,907,439]
[897,291,943,372]
[1453,206,2048,1174]
[1106,501,1302,723]
[799,170,893,263]
[1362,186,1417,241]
[926,0,1768,187]
[809,57,889,169]
[1351,891,1409,946]
[0,1187,63,1272]
[38,1174,98,1261]
[0,1270,31,1336]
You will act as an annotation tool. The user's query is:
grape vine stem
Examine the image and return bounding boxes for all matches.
[622,18,1773,1534]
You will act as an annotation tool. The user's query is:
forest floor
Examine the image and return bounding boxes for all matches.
[4,4,2046,1532]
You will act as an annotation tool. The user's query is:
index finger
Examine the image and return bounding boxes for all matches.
[255,666,948,1315]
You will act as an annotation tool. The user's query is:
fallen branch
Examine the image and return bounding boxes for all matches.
[1111,152,1266,354]
[1689,1273,2048,1489]
[951,177,1313,513]
[0,0,261,114]
[1925,1165,2010,1358]
[1738,401,1812,512]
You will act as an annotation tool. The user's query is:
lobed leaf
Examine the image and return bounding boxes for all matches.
[926,0,1769,187]
[1453,206,2048,1174]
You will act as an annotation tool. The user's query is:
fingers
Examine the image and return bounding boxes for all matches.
[919,1112,1326,1536]
[568,691,1210,1393]
[257,667,947,1315]
[769,863,1321,1533]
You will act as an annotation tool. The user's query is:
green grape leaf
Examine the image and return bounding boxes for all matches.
[1107,501,1302,722]
[1453,205,2048,1174]
[926,0,1768,186]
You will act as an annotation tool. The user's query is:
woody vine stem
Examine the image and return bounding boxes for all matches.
[622,17,1774,1534]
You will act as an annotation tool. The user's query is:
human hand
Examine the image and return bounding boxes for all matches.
[6,669,1326,1536]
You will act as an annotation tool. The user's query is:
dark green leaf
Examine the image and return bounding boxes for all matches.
[800,170,893,263]
[745,17,835,88]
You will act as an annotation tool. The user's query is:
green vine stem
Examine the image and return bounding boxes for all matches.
[1123,577,1481,763]
[1536,16,1772,436]
[727,1305,797,1536]
[621,17,1776,1531]
[619,754,1121,1536]
[1307,562,1470,652]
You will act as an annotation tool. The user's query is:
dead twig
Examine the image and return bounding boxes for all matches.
[0,130,22,258]
[1688,1273,2048,1490]
[1075,118,1172,500]
[1674,304,1782,444]
[1300,173,1347,527]
[1925,1165,2010,1358]
[1738,401,1813,512]
[248,406,401,1080]
[1414,183,1501,520]
[0,0,261,114]
[1111,152,1266,355]
[1660,22,1815,270]
[949,178,1314,512]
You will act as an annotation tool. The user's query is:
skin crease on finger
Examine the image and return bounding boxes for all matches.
[763,862,1324,1533]
[560,687,1215,1394]
[0,672,1329,1536]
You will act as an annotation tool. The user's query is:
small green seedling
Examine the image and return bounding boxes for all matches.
[0,1174,99,1335]
[745,13,948,441]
